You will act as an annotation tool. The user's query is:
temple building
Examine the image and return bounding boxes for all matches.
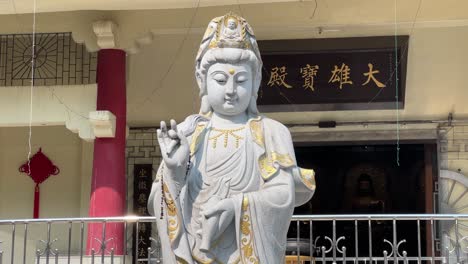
[0,0,467,263]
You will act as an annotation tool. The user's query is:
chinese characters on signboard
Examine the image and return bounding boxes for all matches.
[267,62,386,91]
[133,164,153,264]
[257,36,408,111]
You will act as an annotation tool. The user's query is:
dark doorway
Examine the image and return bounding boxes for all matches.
[288,143,437,258]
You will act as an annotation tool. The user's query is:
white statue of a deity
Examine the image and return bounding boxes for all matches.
[148,13,316,264]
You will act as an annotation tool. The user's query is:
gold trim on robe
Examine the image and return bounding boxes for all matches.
[249,117,264,148]
[240,197,259,264]
[299,168,316,191]
[249,117,295,180]
[271,152,295,167]
[163,183,180,242]
[190,123,207,156]
[163,183,189,264]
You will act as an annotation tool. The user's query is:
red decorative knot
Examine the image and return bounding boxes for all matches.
[19,148,60,218]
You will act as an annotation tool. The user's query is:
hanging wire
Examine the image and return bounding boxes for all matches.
[237,0,302,112]
[394,0,400,166]
[12,0,423,130]
[11,0,38,163]
[27,0,37,168]
[391,0,422,166]
[11,0,202,124]
[43,9,201,121]
[49,86,94,120]
[11,2,97,123]
[128,0,202,114]
[310,0,318,20]
[366,0,423,105]
[17,0,314,121]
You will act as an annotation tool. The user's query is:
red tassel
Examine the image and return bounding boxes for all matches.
[34,184,40,219]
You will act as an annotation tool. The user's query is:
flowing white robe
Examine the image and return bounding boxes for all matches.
[148,115,315,264]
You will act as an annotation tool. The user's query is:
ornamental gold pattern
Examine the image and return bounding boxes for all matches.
[209,127,245,148]
[250,117,295,180]
[163,183,177,214]
[258,152,295,180]
[190,123,207,155]
[270,152,295,167]
[258,155,277,180]
[155,164,163,181]
[299,168,316,191]
[249,117,264,148]
[190,117,295,180]
[240,197,259,264]
[162,183,180,242]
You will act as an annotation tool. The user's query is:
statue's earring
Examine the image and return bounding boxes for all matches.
[200,95,212,116]
[196,71,204,93]
[248,95,259,115]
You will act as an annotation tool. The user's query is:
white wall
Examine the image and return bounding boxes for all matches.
[0,85,97,141]
[0,126,92,219]
[0,126,93,261]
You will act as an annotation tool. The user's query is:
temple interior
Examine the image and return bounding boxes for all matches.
[290,143,435,257]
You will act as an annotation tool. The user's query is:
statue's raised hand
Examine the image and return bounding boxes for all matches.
[157,119,189,170]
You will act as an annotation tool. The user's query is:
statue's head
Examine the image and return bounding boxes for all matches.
[195,13,263,117]
[226,18,237,30]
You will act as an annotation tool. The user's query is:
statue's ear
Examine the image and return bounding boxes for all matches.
[252,67,262,96]
[196,71,203,91]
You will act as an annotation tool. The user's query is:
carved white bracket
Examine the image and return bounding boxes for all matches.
[93,20,118,49]
[89,111,116,138]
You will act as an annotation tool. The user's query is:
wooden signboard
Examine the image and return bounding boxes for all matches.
[133,164,153,264]
[257,36,408,111]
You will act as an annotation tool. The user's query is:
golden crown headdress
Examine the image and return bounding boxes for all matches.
[195,13,262,67]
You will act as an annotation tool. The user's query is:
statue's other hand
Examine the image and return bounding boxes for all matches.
[203,198,235,237]
[157,119,189,170]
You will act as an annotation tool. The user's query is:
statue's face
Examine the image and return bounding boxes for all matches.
[227,19,237,30]
[206,62,252,116]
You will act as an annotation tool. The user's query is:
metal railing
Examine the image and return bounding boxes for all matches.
[0,214,466,264]
[289,214,468,264]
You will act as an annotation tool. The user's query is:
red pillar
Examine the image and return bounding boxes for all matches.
[86,49,126,255]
